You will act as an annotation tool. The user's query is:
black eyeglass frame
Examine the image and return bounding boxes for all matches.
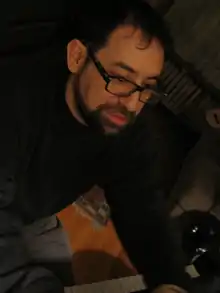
[88,48,168,104]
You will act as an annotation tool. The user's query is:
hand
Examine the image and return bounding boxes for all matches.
[152,284,187,293]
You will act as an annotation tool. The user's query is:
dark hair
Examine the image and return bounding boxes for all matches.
[68,0,172,53]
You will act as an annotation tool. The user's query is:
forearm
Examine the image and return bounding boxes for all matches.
[104,128,192,292]
[111,202,189,291]
[0,181,64,293]
[105,177,190,292]
[0,208,64,293]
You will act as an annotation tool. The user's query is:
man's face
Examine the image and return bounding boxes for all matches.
[68,25,164,135]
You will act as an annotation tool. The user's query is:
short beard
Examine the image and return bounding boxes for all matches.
[72,72,136,135]
[73,74,105,134]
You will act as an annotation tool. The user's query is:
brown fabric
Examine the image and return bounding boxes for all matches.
[153,284,187,293]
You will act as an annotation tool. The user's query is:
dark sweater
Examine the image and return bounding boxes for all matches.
[0,42,190,293]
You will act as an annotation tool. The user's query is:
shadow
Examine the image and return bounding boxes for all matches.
[40,250,135,287]
[42,259,75,287]
[72,250,136,285]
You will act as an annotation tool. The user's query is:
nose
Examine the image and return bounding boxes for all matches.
[119,91,140,112]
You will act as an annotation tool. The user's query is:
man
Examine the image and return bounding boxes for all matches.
[0,0,190,292]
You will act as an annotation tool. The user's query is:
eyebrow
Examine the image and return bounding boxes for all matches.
[113,61,160,81]
[113,61,137,74]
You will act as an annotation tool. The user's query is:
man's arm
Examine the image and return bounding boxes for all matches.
[0,209,64,293]
[104,130,191,293]
[0,61,64,293]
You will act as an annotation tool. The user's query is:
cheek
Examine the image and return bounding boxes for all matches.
[87,85,110,109]
[80,69,110,110]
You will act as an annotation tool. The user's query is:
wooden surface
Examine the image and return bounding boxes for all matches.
[58,204,136,284]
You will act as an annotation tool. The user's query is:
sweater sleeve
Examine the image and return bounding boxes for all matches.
[0,59,64,293]
[104,128,191,292]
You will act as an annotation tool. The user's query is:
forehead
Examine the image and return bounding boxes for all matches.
[97,25,164,77]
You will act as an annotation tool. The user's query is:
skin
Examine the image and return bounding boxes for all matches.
[66,24,164,135]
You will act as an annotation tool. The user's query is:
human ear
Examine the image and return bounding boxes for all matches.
[67,39,87,73]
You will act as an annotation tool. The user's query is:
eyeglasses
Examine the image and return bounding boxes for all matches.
[88,49,167,104]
